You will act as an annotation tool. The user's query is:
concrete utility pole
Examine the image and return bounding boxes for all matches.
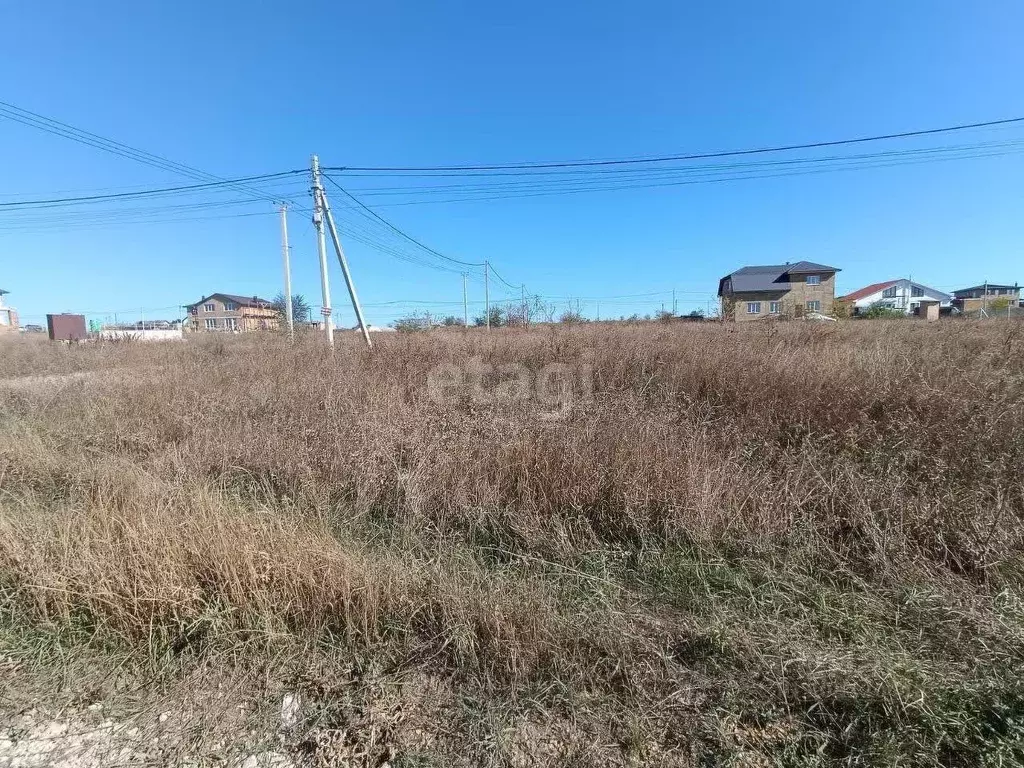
[311,155,334,347]
[279,204,294,340]
[982,280,989,318]
[320,184,373,348]
[463,273,469,327]
[484,261,490,331]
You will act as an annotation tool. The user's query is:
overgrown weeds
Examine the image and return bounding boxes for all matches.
[1,321,1023,765]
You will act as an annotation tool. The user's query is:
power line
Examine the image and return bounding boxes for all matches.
[0,100,301,205]
[324,116,1024,172]
[334,141,1024,196]
[486,262,520,291]
[333,139,1024,184]
[327,204,480,277]
[340,145,1024,207]
[0,209,278,233]
[0,170,305,210]
[322,174,483,267]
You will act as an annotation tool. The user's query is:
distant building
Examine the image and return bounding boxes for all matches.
[952,284,1020,313]
[717,261,840,322]
[0,288,19,332]
[839,279,952,315]
[184,293,278,332]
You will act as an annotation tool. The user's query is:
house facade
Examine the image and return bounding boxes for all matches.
[0,289,18,333]
[952,284,1021,313]
[840,279,951,315]
[185,293,278,332]
[717,261,840,322]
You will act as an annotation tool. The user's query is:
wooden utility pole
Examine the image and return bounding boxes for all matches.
[484,261,490,331]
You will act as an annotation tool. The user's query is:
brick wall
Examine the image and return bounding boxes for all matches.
[784,273,836,316]
[726,292,787,322]
[723,271,837,322]
[190,298,279,332]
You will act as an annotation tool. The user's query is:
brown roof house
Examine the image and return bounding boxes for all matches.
[717,261,840,322]
[185,293,278,332]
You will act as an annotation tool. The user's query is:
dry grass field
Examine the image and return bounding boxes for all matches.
[1,319,1023,766]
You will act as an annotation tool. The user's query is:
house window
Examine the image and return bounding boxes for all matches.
[882,286,897,298]
[806,275,821,285]
[911,286,924,298]
[806,300,821,312]
[225,318,238,331]
[769,301,782,314]
[205,318,218,330]
[224,302,239,311]
[203,303,216,312]
[746,302,761,314]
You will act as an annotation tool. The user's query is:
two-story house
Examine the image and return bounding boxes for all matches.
[185,293,278,332]
[839,279,951,315]
[0,288,18,333]
[717,261,840,322]
[952,284,1020,314]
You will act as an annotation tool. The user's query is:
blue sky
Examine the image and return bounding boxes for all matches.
[1,0,1022,326]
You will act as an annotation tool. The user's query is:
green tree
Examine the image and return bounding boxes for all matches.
[473,307,504,327]
[863,303,905,319]
[271,293,311,325]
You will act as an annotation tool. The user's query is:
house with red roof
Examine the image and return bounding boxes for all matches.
[838,280,951,316]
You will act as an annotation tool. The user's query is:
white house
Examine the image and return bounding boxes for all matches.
[0,288,18,332]
[840,279,951,315]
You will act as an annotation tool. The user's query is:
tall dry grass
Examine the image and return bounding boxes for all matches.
[1,320,1023,766]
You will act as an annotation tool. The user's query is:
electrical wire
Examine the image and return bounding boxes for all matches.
[322,174,483,267]
[327,205,476,277]
[0,100,303,205]
[0,209,278,233]
[486,262,520,291]
[333,141,1024,201]
[323,116,1024,172]
[0,171,306,210]
[345,145,1024,207]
